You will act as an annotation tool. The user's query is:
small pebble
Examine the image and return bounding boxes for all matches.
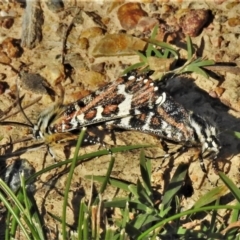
[1,37,22,58]
[1,17,14,29]
[20,72,50,94]
[0,81,9,94]
[179,9,210,37]
[228,17,240,27]
[92,34,146,56]
[117,2,147,30]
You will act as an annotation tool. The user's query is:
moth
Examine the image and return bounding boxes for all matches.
[33,71,159,140]
[33,71,221,177]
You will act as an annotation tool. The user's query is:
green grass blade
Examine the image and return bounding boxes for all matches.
[225,204,240,239]
[136,180,154,207]
[62,128,86,240]
[150,24,158,39]
[0,193,32,240]
[219,172,240,202]
[194,185,228,209]
[122,201,130,228]
[128,184,139,198]
[103,198,128,208]
[133,213,160,230]
[181,65,210,78]
[129,199,152,212]
[0,183,40,239]
[77,199,86,240]
[209,198,220,233]
[105,226,115,240]
[230,204,240,223]
[186,35,194,60]
[139,150,152,195]
[83,213,89,240]
[142,39,179,59]
[20,175,45,239]
[20,174,32,224]
[0,179,25,213]
[122,62,147,75]
[85,176,132,192]
[161,164,188,209]
[190,59,215,67]
[162,49,170,59]
[146,25,159,57]
[99,155,115,195]
[93,155,116,205]
[138,205,240,239]
[136,51,148,63]
[231,131,240,139]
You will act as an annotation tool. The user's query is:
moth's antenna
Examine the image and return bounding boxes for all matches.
[0,96,42,122]
[0,121,32,128]
[0,95,24,120]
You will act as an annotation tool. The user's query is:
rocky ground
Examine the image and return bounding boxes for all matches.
[0,0,240,237]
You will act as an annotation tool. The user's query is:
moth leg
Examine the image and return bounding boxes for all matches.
[151,139,187,171]
[198,153,215,186]
[212,156,219,174]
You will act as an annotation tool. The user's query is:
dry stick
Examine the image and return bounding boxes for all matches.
[0,142,46,159]
[61,7,81,64]
[15,76,35,127]
[0,96,42,121]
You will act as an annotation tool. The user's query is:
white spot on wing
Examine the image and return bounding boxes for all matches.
[142,111,154,130]
[128,75,135,81]
[75,112,84,125]
[95,106,104,119]
[133,109,141,115]
[155,92,166,105]
[74,103,80,111]
[118,116,131,127]
[116,84,133,115]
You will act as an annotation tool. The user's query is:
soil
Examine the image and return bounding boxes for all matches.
[0,0,240,238]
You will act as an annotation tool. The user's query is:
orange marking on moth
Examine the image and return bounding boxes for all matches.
[84,109,97,120]
[103,104,118,115]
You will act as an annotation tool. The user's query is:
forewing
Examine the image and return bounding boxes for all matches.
[49,72,163,133]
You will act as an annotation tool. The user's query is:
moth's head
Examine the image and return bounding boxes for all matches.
[189,113,221,159]
[33,104,63,140]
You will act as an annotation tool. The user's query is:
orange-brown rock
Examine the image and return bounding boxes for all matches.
[117,2,147,30]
